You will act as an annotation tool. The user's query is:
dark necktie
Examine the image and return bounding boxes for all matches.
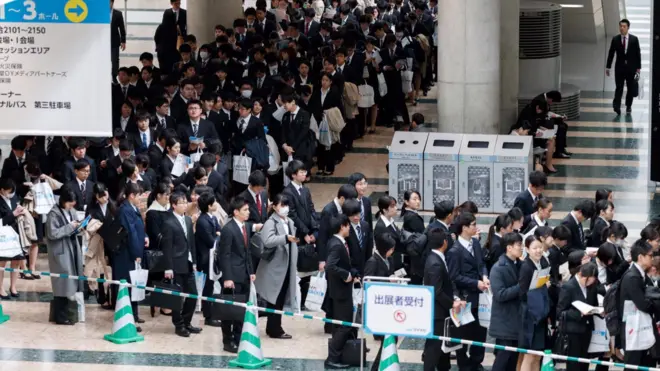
[122,86,127,97]
[622,36,626,52]
[242,224,248,246]
[80,182,86,204]
[141,133,148,149]
[160,117,166,128]
[192,123,199,136]
[256,193,262,217]
[45,136,53,155]
[345,242,350,256]
[305,22,310,35]
[356,225,364,250]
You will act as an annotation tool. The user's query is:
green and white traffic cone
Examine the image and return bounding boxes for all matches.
[228,301,272,369]
[103,280,144,344]
[541,349,555,371]
[378,335,400,371]
[0,303,9,324]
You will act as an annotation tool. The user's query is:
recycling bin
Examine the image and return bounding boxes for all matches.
[389,131,429,205]
[494,135,534,213]
[423,133,463,210]
[458,135,497,213]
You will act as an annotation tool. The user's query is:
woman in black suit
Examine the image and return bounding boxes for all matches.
[374,195,404,271]
[597,221,629,285]
[159,137,186,187]
[86,183,117,309]
[145,182,172,317]
[523,198,552,234]
[0,178,26,298]
[365,234,396,371]
[309,71,344,176]
[589,199,614,247]
[401,190,424,284]
[113,101,137,133]
[483,214,514,272]
[121,159,152,193]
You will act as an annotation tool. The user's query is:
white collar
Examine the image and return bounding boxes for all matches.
[248,187,259,201]
[334,234,346,244]
[533,213,545,226]
[190,119,201,126]
[570,211,580,225]
[289,106,300,116]
[333,198,343,214]
[431,249,445,260]
[155,143,164,152]
[76,178,85,187]
[380,214,393,227]
[599,216,610,226]
[458,236,472,248]
[233,217,245,228]
[527,187,536,200]
[633,262,646,278]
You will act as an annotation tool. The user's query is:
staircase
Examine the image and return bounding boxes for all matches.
[114,0,188,67]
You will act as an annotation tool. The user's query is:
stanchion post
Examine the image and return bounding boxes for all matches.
[361,276,410,371]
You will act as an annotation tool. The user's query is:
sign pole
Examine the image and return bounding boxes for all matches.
[362,276,411,371]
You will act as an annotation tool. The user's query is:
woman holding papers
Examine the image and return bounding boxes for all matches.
[557,262,600,371]
[159,137,187,187]
[518,237,551,371]
[596,222,629,285]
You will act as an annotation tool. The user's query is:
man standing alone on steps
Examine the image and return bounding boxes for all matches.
[606,18,642,116]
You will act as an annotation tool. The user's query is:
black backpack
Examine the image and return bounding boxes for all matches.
[603,279,622,337]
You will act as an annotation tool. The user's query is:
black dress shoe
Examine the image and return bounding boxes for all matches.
[136,326,143,333]
[204,318,222,327]
[185,324,202,334]
[175,326,190,337]
[223,342,239,353]
[0,294,9,300]
[10,292,18,298]
[135,317,145,324]
[553,153,571,159]
[268,332,292,339]
[324,361,350,369]
[563,150,573,156]
[614,107,621,115]
[56,320,74,326]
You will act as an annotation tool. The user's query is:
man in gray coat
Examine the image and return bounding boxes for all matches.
[46,188,83,325]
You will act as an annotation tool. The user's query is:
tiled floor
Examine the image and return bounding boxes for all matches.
[0,5,655,370]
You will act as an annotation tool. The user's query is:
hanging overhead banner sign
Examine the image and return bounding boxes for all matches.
[0,0,111,136]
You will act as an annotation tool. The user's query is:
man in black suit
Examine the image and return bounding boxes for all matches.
[344,199,373,276]
[513,170,547,228]
[195,192,222,328]
[151,98,177,134]
[230,99,266,156]
[619,240,655,366]
[379,34,410,130]
[325,215,360,369]
[445,212,489,370]
[219,197,263,353]
[110,0,126,79]
[170,79,196,124]
[156,0,186,74]
[347,173,373,230]
[66,159,95,212]
[148,130,170,175]
[177,100,219,155]
[1,136,27,189]
[101,138,134,200]
[606,18,642,115]
[112,67,138,117]
[162,192,201,337]
[560,200,595,255]
[239,170,269,224]
[255,7,277,38]
[60,137,97,184]
[426,200,456,247]
[300,8,320,38]
[282,160,319,245]
[132,112,156,155]
[281,93,315,171]
[423,228,465,371]
[184,153,228,208]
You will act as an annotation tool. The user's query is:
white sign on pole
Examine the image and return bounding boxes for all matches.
[363,282,434,338]
[0,0,111,136]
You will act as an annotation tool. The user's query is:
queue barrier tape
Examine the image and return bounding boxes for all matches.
[1,267,659,371]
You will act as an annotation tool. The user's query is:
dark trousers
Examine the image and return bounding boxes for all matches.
[171,270,197,328]
[591,354,609,371]
[52,296,73,324]
[299,275,310,307]
[492,339,518,371]
[201,277,215,319]
[266,267,290,336]
[423,318,451,371]
[221,282,247,345]
[111,46,119,80]
[340,118,358,151]
[613,68,637,109]
[566,332,591,371]
[455,305,486,370]
[555,120,568,154]
[111,284,139,320]
[267,170,284,203]
[624,349,654,368]
[371,335,398,371]
[318,144,341,173]
[327,297,356,363]
[383,92,410,130]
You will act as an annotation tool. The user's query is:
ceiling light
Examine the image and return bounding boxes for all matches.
[559,4,585,8]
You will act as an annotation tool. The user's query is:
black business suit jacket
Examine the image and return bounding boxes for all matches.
[606,34,642,72]
[163,8,187,38]
[66,179,94,212]
[513,189,537,219]
[561,213,585,254]
[424,251,455,320]
[176,119,219,154]
[230,115,266,155]
[281,108,315,164]
[299,19,320,38]
[619,266,655,345]
[364,254,392,278]
[348,221,373,276]
[239,189,269,224]
[326,236,355,301]
[150,115,177,133]
[1,152,24,190]
[557,275,599,334]
[522,214,549,234]
[169,94,189,123]
[589,217,609,247]
[61,156,97,184]
[282,183,319,240]
[219,219,255,286]
[195,213,220,275]
[317,201,341,262]
[600,241,629,285]
[161,212,197,274]
[131,129,156,154]
[307,86,344,123]
[446,238,488,306]
[147,143,165,174]
[374,216,404,254]
[111,9,127,48]
[0,194,19,231]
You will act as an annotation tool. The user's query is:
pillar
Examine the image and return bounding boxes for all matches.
[499,0,519,133]
[435,0,501,134]
[187,0,244,44]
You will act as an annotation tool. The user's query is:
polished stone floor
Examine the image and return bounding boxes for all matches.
[0,8,654,370]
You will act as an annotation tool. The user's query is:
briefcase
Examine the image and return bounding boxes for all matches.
[150,280,183,312]
[145,249,166,272]
[297,244,319,272]
[98,217,128,255]
[327,337,367,366]
[211,290,247,322]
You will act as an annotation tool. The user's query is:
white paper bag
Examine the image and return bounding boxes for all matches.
[171,154,187,177]
[358,84,375,108]
[129,262,148,302]
[309,116,320,140]
[33,182,56,215]
[588,316,610,353]
[213,280,222,295]
[232,155,252,184]
[638,77,645,99]
[377,73,388,96]
[304,272,327,312]
[194,271,207,312]
[401,70,413,94]
[624,300,656,351]
[190,150,203,164]
[478,291,492,329]
[318,115,332,148]
[74,292,85,322]
[0,226,22,258]
[266,134,281,175]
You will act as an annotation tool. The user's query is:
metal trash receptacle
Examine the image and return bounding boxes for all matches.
[458,135,497,213]
[494,135,534,213]
[389,131,429,205]
[423,133,463,210]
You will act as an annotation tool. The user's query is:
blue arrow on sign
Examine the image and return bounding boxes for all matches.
[69,4,83,15]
